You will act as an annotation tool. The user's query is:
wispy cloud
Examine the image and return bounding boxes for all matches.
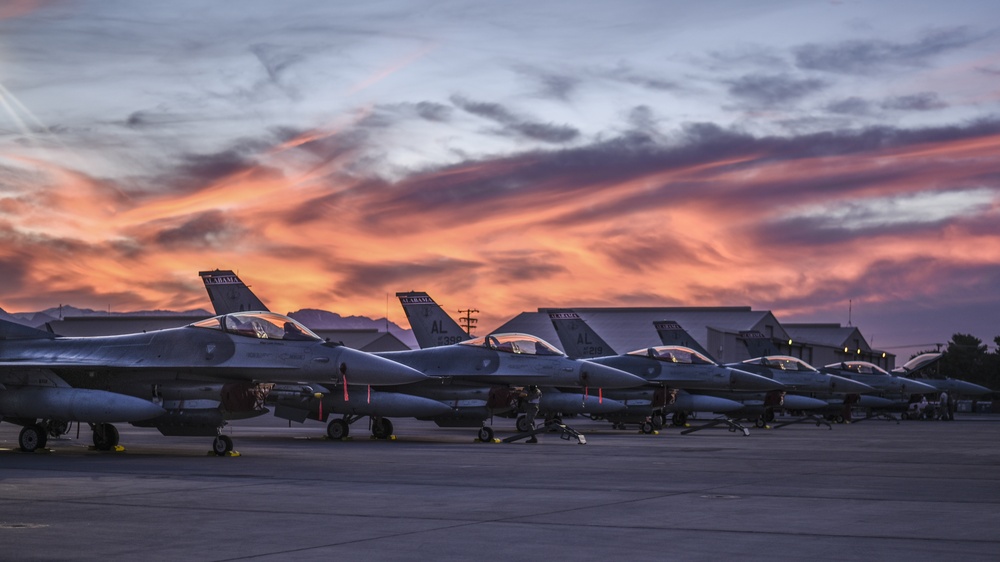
[2,2,999,349]
[794,27,981,74]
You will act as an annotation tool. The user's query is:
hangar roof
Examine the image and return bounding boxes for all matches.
[492,306,787,356]
[784,323,872,353]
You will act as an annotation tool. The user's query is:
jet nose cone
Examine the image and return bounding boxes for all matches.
[829,374,875,394]
[954,379,993,396]
[580,361,647,388]
[337,347,428,386]
[728,367,785,392]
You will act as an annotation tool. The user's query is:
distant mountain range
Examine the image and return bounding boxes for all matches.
[286,308,417,348]
[0,305,418,348]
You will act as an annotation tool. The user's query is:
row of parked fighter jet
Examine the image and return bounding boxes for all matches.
[0,270,990,454]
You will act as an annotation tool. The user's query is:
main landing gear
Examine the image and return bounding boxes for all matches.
[14,421,118,453]
[18,423,48,452]
[212,434,234,455]
[327,417,350,439]
[92,423,120,451]
[325,415,395,440]
[371,417,394,439]
[477,426,495,442]
[17,421,125,453]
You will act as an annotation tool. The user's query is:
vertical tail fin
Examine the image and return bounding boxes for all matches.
[0,318,57,340]
[739,330,779,358]
[653,320,715,361]
[546,309,615,359]
[199,270,270,315]
[396,292,470,348]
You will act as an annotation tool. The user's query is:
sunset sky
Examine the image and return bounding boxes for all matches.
[1,1,999,355]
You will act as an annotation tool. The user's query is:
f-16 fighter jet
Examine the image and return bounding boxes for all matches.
[0,311,426,454]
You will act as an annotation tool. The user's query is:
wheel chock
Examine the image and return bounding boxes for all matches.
[206,450,241,457]
[88,445,126,453]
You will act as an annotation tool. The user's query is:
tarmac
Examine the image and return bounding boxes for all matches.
[2,413,999,561]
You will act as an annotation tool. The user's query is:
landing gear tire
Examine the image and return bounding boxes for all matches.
[764,409,776,423]
[834,414,846,424]
[672,412,688,426]
[212,435,234,456]
[640,421,655,434]
[651,415,665,429]
[92,423,119,451]
[477,426,494,441]
[515,415,532,433]
[754,417,767,428]
[18,424,46,452]
[371,418,393,439]
[327,418,349,440]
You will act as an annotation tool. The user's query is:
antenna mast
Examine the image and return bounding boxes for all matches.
[458,308,479,336]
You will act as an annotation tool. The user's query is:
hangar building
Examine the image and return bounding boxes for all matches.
[492,307,895,369]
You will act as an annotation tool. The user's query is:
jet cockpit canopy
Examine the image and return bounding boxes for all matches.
[627,345,716,365]
[829,361,891,376]
[460,333,565,356]
[190,311,322,342]
[747,355,819,372]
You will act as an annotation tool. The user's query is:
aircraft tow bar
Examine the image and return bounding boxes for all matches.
[769,414,833,430]
[502,419,586,444]
[679,416,750,436]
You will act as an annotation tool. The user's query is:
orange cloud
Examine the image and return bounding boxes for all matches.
[1,121,999,350]
[0,0,55,21]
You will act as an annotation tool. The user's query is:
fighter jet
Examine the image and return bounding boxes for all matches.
[0,311,426,454]
[654,323,874,428]
[891,353,992,396]
[200,274,644,442]
[396,292,634,427]
[820,360,940,420]
[546,310,784,433]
